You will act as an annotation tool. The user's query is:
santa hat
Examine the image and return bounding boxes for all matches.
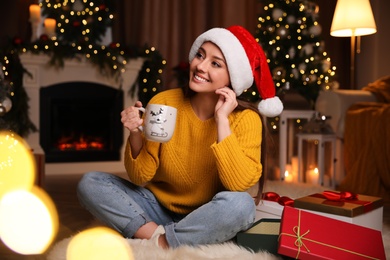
[188,25,283,117]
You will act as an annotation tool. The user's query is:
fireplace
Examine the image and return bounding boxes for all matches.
[40,82,123,163]
[20,53,143,175]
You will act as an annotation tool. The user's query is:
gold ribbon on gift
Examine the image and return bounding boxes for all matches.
[279,209,381,259]
[279,209,310,259]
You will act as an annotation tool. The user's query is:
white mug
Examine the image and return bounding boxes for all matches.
[138,104,177,143]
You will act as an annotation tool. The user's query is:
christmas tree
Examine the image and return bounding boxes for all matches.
[255,0,337,107]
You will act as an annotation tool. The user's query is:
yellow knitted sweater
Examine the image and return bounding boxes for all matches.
[124,88,262,214]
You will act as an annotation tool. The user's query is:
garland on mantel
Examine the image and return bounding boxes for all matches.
[0,0,165,137]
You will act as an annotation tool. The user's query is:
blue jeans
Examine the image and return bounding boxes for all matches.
[77,171,256,248]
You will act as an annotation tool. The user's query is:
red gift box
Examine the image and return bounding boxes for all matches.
[278,206,386,259]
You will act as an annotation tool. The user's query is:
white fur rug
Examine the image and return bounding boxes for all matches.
[47,180,389,259]
[47,237,281,260]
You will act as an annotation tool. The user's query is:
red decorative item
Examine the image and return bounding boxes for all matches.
[109,42,118,49]
[73,21,81,27]
[278,206,386,259]
[177,61,189,70]
[322,190,358,201]
[12,37,23,45]
[262,192,294,206]
[99,4,106,10]
[39,34,49,41]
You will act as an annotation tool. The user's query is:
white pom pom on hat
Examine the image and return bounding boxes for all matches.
[189,25,283,117]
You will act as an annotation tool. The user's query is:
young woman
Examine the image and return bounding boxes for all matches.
[77,25,283,249]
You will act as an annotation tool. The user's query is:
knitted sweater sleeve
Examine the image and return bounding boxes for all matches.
[123,90,177,185]
[124,138,160,185]
[211,110,262,191]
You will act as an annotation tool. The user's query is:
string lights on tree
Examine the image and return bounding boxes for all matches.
[256,0,338,107]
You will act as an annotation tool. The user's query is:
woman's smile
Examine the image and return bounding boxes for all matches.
[193,74,209,83]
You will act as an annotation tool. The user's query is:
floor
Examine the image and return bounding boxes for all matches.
[1,173,389,259]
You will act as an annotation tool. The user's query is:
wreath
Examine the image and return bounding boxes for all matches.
[41,0,114,44]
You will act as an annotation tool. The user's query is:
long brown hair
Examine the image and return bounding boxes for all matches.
[235,96,269,206]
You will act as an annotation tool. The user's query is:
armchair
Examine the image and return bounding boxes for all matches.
[314,89,377,184]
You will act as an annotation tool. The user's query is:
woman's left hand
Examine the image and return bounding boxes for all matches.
[214,87,238,120]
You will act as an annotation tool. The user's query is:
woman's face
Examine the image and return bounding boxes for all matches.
[189,41,230,94]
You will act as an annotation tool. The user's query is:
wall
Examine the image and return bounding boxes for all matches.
[356,0,390,88]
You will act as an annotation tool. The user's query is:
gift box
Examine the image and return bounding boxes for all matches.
[255,192,293,221]
[236,219,280,254]
[294,191,383,231]
[278,206,386,259]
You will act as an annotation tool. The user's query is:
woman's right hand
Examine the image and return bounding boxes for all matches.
[121,101,143,133]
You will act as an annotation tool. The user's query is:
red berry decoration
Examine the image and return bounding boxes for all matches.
[99,4,106,11]
[40,34,49,41]
[109,42,118,49]
[12,37,23,46]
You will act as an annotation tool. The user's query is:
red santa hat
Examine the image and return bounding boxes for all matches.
[189,25,283,117]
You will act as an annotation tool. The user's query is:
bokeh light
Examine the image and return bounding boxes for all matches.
[0,131,35,198]
[67,226,134,260]
[0,186,59,254]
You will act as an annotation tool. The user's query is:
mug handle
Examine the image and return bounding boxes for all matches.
[136,107,146,131]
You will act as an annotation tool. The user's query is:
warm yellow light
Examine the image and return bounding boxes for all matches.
[0,131,35,198]
[0,186,59,254]
[330,0,376,37]
[67,227,134,260]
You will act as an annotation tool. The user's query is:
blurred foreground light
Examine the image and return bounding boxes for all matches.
[0,131,35,198]
[67,226,134,260]
[0,186,59,254]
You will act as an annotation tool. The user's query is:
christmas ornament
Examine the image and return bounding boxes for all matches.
[288,47,296,58]
[322,59,331,71]
[272,8,284,21]
[292,68,299,79]
[301,43,313,55]
[39,34,49,41]
[304,1,319,15]
[309,24,322,36]
[272,66,286,81]
[73,0,84,12]
[1,97,12,113]
[12,37,23,46]
[276,27,288,38]
[267,26,275,33]
[287,15,296,24]
[0,105,6,116]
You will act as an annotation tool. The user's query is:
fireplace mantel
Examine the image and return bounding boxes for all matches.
[20,53,143,175]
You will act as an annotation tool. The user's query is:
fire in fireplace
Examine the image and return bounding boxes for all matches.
[40,82,124,163]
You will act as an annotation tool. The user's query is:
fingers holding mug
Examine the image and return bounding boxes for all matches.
[121,102,144,132]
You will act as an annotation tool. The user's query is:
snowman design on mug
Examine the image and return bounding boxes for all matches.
[148,108,168,137]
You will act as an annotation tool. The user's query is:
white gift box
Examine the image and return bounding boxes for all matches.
[255,200,284,221]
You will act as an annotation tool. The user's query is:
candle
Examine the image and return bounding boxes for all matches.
[284,170,293,182]
[44,18,57,38]
[29,4,41,23]
[307,167,319,185]
[291,156,298,173]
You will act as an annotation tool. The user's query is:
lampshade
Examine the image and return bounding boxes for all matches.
[330,0,377,37]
